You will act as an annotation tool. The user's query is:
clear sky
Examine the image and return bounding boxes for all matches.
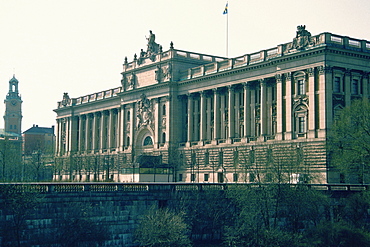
[1,0,369,131]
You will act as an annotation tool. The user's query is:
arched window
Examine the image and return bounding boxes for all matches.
[143,136,153,146]
[294,104,308,137]
[333,104,344,122]
[293,71,306,96]
[162,132,166,144]
[162,104,166,116]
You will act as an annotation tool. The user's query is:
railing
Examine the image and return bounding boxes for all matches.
[181,32,370,81]
[57,87,122,108]
[0,182,369,194]
[57,32,370,108]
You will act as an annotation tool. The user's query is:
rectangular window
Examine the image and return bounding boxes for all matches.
[297,79,305,95]
[249,149,255,163]
[178,174,183,182]
[334,76,341,93]
[298,117,305,133]
[204,173,209,182]
[204,152,209,165]
[219,151,223,165]
[191,173,196,182]
[352,79,359,95]
[233,173,238,182]
[249,173,255,183]
[233,150,239,166]
[217,172,224,183]
[191,152,196,165]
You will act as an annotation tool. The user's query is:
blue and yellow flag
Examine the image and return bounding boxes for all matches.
[223,3,228,14]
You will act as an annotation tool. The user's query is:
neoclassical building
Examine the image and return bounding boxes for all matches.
[54,26,370,183]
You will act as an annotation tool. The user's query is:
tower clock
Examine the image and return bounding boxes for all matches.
[3,75,23,135]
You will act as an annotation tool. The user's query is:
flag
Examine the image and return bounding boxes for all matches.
[223,3,228,15]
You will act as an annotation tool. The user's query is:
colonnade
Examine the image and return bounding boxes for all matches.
[55,96,170,156]
[183,67,329,145]
[184,80,276,145]
[55,66,338,156]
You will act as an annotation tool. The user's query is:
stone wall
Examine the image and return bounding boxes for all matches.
[0,183,365,246]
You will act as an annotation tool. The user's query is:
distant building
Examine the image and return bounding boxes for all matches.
[0,76,23,181]
[4,75,22,135]
[23,125,55,155]
[54,27,370,183]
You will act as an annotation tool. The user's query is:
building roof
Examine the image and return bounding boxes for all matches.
[0,129,22,138]
[23,125,54,135]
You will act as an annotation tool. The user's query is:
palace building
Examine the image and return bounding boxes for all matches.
[54,26,370,183]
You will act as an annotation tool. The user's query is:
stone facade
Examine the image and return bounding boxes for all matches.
[54,27,370,184]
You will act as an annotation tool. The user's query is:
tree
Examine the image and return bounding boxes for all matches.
[55,202,109,247]
[327,99,370,183]
[134,206,191,247]
[224,184,328,246]
[0,185,43,247]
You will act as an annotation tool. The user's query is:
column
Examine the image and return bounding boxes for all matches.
[194,96,200,141]
[318,66,333,137]
[100,111,105,152]
[307,68,316,138]
[243,83,251,140]
[78,116,83,152]
[234,88,240,138]
[115,108,120,149]
[228,86,235,142]
[154,98,160,148]
[92,112,98,151]
[266,83,273,136]
[206,95,212,140]
[275,74,283,140]
[129,104,134,147]
[108,109,114,150]
[285,73,293,140]
[56,119,61,155]
[363,72,369,99]
[220,91,226,139]
[259,79,267,138]
[213,88,220,143]
[187,94,193,144]
[85,114,91,152]
[199,91,207,143]
[119,105,125,151]
[344,69,351,107]
[250,86,256,137]
[165,97,170,145]
[66,117,71,154]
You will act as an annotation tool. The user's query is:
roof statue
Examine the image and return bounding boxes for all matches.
[290,25,315,51]
[61,92,71,107]
[136,30,162,63]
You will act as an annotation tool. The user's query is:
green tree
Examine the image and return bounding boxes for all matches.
[224,184,328,246]
[134,206,191,247]
[327,99,370,183]
[0,185,43,247]
[55,202,109,247]
[172,189,233,244]
[305,221,370,247]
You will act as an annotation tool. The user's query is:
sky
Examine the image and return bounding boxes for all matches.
[1,0,370,132]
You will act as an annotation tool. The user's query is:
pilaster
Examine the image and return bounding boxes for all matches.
[307,68,316,138]
[285,72,293,140]
[227,86,235,143]
[212,88,221,144]
[275,74,283,140]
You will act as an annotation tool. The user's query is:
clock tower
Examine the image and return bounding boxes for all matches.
[4,75,22,135]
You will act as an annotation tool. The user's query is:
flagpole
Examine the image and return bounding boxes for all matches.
[226,4,228,57]
[226,1,229,57]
